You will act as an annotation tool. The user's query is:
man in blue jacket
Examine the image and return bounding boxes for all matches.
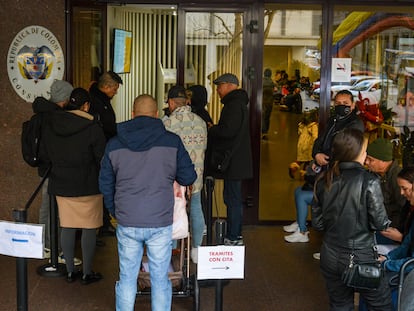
[99,94,196,311]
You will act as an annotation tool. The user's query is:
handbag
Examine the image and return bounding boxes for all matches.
[342,252,383,290]
[172,182,189,240]
[339,174,383,290]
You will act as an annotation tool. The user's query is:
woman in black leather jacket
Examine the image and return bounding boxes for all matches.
[312,128,392,311]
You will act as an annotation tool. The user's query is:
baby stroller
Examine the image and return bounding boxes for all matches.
[137,186,200,310]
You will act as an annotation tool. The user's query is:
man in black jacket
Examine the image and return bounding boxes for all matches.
[208,73,253,246]
[89,71,123,236]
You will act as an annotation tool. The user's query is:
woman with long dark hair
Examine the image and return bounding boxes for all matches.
[312,128,392,310]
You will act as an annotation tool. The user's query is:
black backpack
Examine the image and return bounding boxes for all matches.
[21,113,43,167]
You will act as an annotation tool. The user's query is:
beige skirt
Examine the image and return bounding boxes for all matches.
[56,194,103,229]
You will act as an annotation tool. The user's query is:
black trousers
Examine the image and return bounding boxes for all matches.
[320,242,392,311]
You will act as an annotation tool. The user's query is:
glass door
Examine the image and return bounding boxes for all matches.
[183,10,246,218]
[260,5,322,222]
[71,5,105,89]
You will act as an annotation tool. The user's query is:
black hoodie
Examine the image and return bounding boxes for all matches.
[188,85,213,125]
[32,97,61,177]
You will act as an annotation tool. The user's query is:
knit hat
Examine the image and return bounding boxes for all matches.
[213,73,239,86]
[50,80,73,104]
[367,138,393,161]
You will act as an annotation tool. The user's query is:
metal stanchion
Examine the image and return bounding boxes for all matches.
[205,176,214,245]
[37,195,66,277]
[13,167,50,311]
[199,175,229,304]
[13,209,28,311]
[214,219,227,311]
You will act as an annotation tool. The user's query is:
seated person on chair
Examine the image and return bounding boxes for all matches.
[365,138,406,247]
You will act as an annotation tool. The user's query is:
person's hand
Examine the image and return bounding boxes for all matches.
[380,227,403,242]
[173,181,183,198]
[186,185,193,201]
[378,255,387,263]
[315,153,329,166]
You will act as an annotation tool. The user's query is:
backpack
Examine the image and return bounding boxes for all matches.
[21,113,43,167]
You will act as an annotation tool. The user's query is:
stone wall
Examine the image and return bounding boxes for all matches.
[0,0,66,223]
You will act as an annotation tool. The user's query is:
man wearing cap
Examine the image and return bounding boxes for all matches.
[163,85,207,263]
[208,73,253,246]
[89,71,123,236]
[365,138,406,243]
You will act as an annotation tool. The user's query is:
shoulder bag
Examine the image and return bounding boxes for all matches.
[341,175,383,290]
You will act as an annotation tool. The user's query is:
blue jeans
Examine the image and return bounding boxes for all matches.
[223,179,243,240]
[116,224,172,311]
[294,186,313,233]
[190,191,205,248]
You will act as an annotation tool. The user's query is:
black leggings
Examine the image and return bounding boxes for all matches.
[61,228,96,274]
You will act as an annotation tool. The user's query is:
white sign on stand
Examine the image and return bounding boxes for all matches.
[0,221,44,259]
[197,245,245,280]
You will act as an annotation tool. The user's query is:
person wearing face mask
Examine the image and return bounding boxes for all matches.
[310,89,364,260]
[312,89,365,170]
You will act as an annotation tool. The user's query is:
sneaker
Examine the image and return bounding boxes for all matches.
[224,237,244,246]
[191,248,198,264]
[54,253,83,266]
[313,252,320,260]
[284,230,309,243]
[283,221,298,233]
[43,248,51,259]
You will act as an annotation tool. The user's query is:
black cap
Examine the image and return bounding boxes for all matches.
[213,73,239,86]
[167,85,187,102]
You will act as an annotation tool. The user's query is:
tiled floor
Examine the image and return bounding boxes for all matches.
[0,226,328,311]
[0,103,336,310]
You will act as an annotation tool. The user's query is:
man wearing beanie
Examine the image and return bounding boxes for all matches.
[365,138,406,243]
[31,79,81,266]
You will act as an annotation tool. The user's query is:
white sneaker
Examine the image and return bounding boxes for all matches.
[50,253,82,266]
[313,252,320,260]
[284,230,309,243]
[191,248,198,264]
[43,248,51,259]
[283,221,298,233]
